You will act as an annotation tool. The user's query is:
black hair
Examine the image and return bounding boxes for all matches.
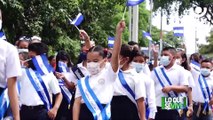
[178,50,190,70]
[190,53,201,63]
[88,45,108,59]
[55,50,72,72]
[135,50,145,58]
[48,55,55,61]
[201,59,213,65]
[162,47,176,56]
[28,43,48,55]
[77,52,87,64]
[120,44,138,63]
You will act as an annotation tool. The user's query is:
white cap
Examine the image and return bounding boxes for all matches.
[31,36,42,42]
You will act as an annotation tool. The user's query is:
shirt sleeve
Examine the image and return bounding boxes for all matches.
[6,46,22,79]
[106,63,118,83]
[134,74,146,100]
[49,73,61,94]
[179,68,189,86]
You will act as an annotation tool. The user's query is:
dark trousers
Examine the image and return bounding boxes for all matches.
[111,96,140,120]
[155,107,181,120]
[192,104,212,120]
[20,105,50,120]
[54,98,72,120]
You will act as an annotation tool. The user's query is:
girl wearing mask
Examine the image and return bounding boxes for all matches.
[176,50,195,119]
[73,20,125,120]
[54,50,76,120]
[111,45,146,120]
[131,51,157,120]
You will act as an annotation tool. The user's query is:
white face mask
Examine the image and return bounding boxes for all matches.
[160,56,171,67]
[87,62,101,75]
[175,59,181,65]
[132,62,144,73]
[0,20,2,30]
[18,49,29,53]
[200,68,211,77]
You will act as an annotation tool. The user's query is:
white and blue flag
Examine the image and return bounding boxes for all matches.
[70,13,84,26]
[126,0,145,6]
[173,27,184,37]
[108,36,115,48]
[32,54,53,75]
[58,61,70,73]
[143,31,152,41]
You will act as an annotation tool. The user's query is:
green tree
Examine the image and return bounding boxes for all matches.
[199,30,213,57]
[153,0,213,25]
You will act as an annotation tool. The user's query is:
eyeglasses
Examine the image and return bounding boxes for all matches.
[19,36,31,41]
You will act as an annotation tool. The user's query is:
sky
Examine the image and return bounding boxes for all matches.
[145,0,212,54]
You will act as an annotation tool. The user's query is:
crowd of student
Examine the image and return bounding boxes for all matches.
[1,17,213,120]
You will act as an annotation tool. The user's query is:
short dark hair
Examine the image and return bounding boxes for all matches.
[28,43,48,55]
[201,59,213,65]
[162,47,176,56]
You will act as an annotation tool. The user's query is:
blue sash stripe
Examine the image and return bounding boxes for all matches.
[160,68,178,97]
[26,69,52,110]
[32,57,45,75]
[35,71,52,109]
[153,69,165,87]
[85,76,106,119]
[40,54,53,73]
[59,80,71,104]
[0,89,9,119]
[198,75,211,111]
[118,70,135,99]
[78,80,97,120]
[191,60,200,67]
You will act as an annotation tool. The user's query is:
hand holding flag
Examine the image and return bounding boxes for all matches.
[69,13,84,32]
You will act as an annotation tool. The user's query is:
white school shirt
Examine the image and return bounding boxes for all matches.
[0,40,22,88]
[65,62,89,85]
[75,63,117,104]
[151,64,189,107]
[143,64,151,77]
[113,68,146,103]
[191,69,213,103]
[18,70,61,106]
[184,69,195,88]
[138,71,156,119]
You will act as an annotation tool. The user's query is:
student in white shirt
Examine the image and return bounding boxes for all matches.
[73,20,125,120]
[176,50,195,119]
[0,40,22,120]
[54,50,75,120]
[151,47,188,120]
[19,43,62,120]
[131,50,157,120]
[191,59,213,120]
[111,45,146,120]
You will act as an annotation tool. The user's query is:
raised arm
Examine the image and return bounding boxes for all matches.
[111,20,126,72]
[79,30,92,49]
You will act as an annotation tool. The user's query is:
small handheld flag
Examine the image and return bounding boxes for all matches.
[32,54,53,75]
[126,0,145,6]
[58,61,70,73]
[143,31,152,41]
[70,13,84,26]
[173,27,184,37]
[108,37,115,48]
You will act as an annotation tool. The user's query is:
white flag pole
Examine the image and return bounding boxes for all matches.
[122,6,127,20]
[67,15,80,32]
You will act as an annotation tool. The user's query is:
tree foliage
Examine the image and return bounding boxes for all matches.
[199,30,213,57]
[153,0,213,24]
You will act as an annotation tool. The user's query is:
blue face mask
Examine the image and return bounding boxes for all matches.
[200,68,211,77]
[160,56,171,67]
[132,62,144,73]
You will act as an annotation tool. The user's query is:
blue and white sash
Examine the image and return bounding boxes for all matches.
[78,76,111,120]
[58,79,72,104]
[58,61,70,73]
[0,88,9,119]
[32,54,53,75]
[25,68,52,110]
[198,75,212,113]
[191,60,200,72]
[118,70,136,104]
[154,67,178,97]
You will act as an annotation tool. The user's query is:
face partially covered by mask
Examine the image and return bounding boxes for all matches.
[200,68,211,77]
[87,62,101,75]
[200,61,212,77]
[132,62,145,73]
[160,56,171,67]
